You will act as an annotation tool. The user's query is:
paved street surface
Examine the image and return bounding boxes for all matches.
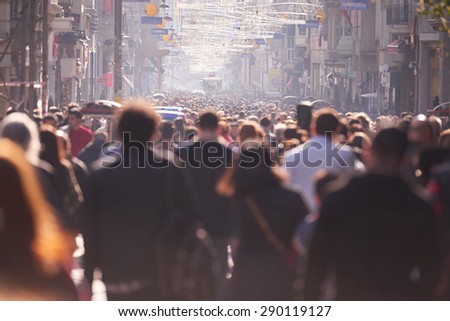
[71,235,106,301]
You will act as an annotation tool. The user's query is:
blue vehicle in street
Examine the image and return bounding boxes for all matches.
[152,106,185,121]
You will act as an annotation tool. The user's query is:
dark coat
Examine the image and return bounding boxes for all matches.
[226,185,308,300]
[177,139,234,238]
[81,147,197,297]
[35,160,66,221]
[304,174,439,300]
[78,139,105,169]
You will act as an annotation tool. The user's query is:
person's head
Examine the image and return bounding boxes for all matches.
[369,127,408,169]
[0,112,41,165]
[199,111,218,133]
[48,106,61,114]
[39,125,65,167]
[281,125,304,152]
[117,101,160,147]
[0,139,74,290]
[174,117,185,131]
[274,123,287,145]
[227,120,238,140]
[238,121,264,143]
[256,109,263,118]
[260,116,272,132]
[348,117,361,127]
[218,120,230,137]
[33,111,42,126]
[42,113,58,128]
[400,112,410,119]
[355,112,371,131]
[348,131,372,164]
[349,122,363,135]
[67,108,83,130]
[408,114,434,150]
[67,102,80,111]
[397,118,411,134]
[311,108,341,137]
[158,120,174,141]
[188,111,198,123]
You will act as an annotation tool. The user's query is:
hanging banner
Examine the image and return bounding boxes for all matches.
[151,28,169,35]
[304,20,319,28]
[141,16,163,25]
[340,0,368,10]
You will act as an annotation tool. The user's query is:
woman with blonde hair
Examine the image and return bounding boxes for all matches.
[0,139,77,300]
[237,121,265,144]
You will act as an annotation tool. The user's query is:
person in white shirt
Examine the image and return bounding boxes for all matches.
[284,108,364,212]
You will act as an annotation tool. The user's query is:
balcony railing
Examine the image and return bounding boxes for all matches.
[386,5,409,25]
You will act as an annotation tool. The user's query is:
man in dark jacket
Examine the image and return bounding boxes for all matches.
[176,111,234,298]
[78,128,109,169]
[304,128,439,300]
[81,103,197,300]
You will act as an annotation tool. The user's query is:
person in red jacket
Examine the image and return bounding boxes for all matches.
[68,108,93,157]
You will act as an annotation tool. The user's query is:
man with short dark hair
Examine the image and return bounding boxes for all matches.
[177,110,234,299]
[82,102,198,301]
[284,108,362,211]
[304,128,439,300]
[260,116,276,147]
[198,111,218,131]
[158,120,174,142]
[154,120,176,161]
[42,113,58,128]
[68,108,93,157]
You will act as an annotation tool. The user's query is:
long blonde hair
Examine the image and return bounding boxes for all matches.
[0,139,75,275]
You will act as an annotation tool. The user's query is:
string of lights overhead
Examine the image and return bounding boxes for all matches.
[177,0,322,72]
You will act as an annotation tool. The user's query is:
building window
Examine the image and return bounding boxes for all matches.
[298,26,306,36]
[386,4,409,25]
[287,37,295,62]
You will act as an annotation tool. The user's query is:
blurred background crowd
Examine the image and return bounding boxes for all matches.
[0,91,450,301]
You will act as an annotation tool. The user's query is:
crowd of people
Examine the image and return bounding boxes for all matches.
[1,90,450,301]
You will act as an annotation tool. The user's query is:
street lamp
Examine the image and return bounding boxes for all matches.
[160,1,169,9]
